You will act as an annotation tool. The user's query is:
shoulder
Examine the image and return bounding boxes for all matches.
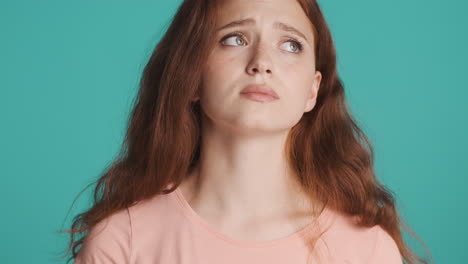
[128,191,176,219]
[319,209,402,264]
[74,207,132,263]
[367,225,403,264]
[74,192,178,263]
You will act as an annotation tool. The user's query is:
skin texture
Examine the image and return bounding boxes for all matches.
[180,0,323,242]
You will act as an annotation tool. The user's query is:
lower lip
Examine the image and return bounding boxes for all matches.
[240,92,278,102]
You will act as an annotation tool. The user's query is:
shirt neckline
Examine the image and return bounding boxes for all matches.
[170,185,333,248]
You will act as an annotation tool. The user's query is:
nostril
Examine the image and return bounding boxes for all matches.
[248,66,270,74]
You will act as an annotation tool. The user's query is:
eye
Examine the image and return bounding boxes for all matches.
[220,32,247,46]
[280,38,304,53]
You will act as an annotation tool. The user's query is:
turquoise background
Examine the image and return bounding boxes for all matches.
[1,0,466,263]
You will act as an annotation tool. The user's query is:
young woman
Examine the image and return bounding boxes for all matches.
[63,0,432,263]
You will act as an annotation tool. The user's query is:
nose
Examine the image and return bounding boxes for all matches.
[246,44,273,76]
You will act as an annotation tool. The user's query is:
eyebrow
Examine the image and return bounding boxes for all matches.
[216,18,308,42]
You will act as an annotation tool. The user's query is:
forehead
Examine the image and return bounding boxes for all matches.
[217,0,303,14]
[216,0,314,40]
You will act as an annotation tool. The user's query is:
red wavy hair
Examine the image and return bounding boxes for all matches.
[60,0,433,263]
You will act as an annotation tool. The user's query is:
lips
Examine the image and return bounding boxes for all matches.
[240,84,280,99]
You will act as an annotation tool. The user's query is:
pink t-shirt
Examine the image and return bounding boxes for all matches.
[74,186,403,264]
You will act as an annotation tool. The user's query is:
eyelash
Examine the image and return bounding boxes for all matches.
[220,31,304,53]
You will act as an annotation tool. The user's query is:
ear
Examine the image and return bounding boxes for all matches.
[304,71,322,113]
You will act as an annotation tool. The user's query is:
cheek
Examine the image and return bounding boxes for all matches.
[282,64,315,102]
[202,55,238,90]
[275,94,309,128]
[201,52,248,108]
[274,67,316,125]
[199,56,241,121]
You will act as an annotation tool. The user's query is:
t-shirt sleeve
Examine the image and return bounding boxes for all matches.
[367,226,403,264]
[73,208,132,264]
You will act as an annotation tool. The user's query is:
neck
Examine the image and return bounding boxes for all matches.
[179,134,321,225]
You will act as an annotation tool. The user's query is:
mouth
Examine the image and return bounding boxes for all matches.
[240,84,280,103]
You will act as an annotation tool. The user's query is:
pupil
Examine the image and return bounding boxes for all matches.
[290,43,297,51]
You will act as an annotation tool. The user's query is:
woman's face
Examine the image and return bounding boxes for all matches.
[199,0,322,134]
